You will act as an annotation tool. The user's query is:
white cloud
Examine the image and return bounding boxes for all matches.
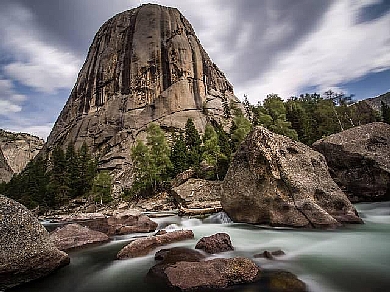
[0,100,22,115]
[0,79,25,115]
[0,3,82,93]
[235,0,390,102]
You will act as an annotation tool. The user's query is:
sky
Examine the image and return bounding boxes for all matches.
[0,0,390,139]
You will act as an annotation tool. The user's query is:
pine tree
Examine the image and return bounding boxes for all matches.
[92,171,112,204]
[202,124,225,180]
[146,123,172,187]
[381,101,390,124]
[170,132,188,176]
[47,146,70,206]
[185,118,201,168]
[65,141,78,198]
[230,115,252,152]
[131,140,152,196]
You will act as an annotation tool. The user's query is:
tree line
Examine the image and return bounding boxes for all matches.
[1,90,388,208]
[0,142,112,210]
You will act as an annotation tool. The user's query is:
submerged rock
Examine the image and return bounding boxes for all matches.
[222,126,362,229]
[0,195,69,290]
[195,233,234,254]
[149,257,260,291]
[117,229,194,259]
[50,223,109,251]
[107,210,158,235]
[313,122,390,202]
[254,250,286,260]
[154,247,205,263]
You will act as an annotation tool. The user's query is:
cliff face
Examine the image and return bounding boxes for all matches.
[44,4,242,188]
[0,130,44,183]
[363,91,390,113]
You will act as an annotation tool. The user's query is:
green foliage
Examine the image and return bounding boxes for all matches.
[185,118,201,168]
[230,115,252,152]
[170,132,188,176]
[3,142,98,210]
[92,171,112,204]
[381,101,390,124]
[201,124,227,179]
[130,123,172,197]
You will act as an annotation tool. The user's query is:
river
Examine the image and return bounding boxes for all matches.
[11,202,390,292]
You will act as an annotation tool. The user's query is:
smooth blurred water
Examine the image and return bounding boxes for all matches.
[11,203,390,292]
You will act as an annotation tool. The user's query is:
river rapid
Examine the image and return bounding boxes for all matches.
[11,202,390,292]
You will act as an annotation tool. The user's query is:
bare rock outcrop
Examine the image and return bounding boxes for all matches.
[0,129,44,183]
[50,223,109,251]
[195,233,234,254]
[117,229,194,259]
[313,122,390,202]
[0,195,69,290]
[0,147,13,183]
[43,4,242,190]
[171,178,222,209]
[221,126,362,229]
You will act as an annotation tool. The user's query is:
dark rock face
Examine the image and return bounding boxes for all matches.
[313,122,390,202]
[222,126,362,229]
[0,195,69,290]
[43,4,242,189]
[195,233,234,254]
[150,257,260,291]
[117,229,194,259]
[50,223,109,251]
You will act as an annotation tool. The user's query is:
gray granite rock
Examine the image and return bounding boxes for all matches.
[0,195,69,290]
[222,126,362,229]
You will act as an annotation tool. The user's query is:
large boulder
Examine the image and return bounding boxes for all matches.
[0,195,70,290]
[149,257,260,291]
[222,126,362,229]
[313,122,390,202]
[117,229,194,259]
[195,233,234,254]
[50,223,109,251]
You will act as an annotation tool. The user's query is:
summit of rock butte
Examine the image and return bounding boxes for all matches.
[43,4,242,191]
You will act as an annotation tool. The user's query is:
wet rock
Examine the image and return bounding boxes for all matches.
[117,229,194,259]
[222,126,362,229]
[50,223,109,251]
[0,195,69,290]
[313,122,390,202]
[149,257,260,291]
[108,210,158,235]
[261,270,307,292]
[154,247,205,263]
[254,250,286,260]
[195,233,234,254]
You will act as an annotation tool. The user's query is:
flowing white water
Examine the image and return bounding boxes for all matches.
[12,203,390,292]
